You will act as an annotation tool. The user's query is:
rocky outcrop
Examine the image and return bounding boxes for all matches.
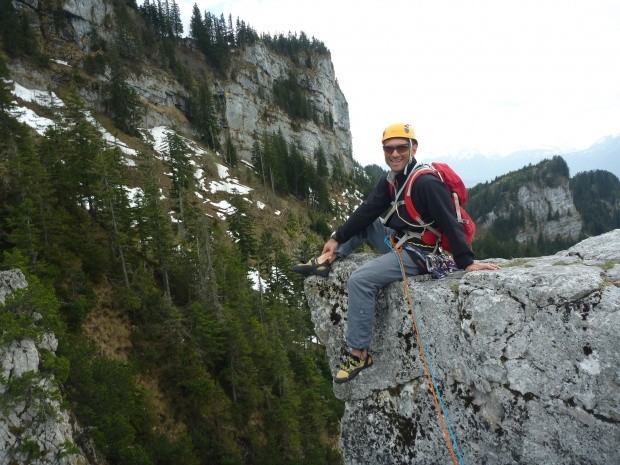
[304,230,620,465]
[0,270,90,465]
[221,41,352,170]
[9,0,353,172]
[515,182,582,242]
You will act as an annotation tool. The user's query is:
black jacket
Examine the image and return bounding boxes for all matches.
[333,161,475,269]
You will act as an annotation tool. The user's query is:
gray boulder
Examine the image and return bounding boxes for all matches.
[304,230,620,465]
[0,269,90,465]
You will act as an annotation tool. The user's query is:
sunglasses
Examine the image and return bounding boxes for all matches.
[382,144,410,155]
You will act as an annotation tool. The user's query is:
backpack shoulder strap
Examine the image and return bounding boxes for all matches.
[403,164,441,219]
[381,165,419,224]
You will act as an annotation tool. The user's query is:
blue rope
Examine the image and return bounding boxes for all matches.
[385,236,466,465]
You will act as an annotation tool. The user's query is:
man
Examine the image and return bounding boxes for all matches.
[293,122,500,383]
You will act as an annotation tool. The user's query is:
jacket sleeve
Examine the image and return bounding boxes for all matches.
[333,177,392,243]
[412,175,475,269]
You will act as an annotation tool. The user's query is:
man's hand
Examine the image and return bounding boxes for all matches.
[465,262,501,272]
[321,238,339,263]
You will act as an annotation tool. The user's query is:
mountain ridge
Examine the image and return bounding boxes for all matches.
[428,134,620,187]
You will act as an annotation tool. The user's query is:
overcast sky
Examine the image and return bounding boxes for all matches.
[175,0,620,167]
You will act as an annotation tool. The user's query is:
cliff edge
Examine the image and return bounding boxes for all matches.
[304,230,620,465]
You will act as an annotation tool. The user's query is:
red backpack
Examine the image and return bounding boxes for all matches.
[388,163,475,252]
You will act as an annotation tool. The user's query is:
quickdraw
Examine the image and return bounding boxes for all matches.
[386,235,466,465]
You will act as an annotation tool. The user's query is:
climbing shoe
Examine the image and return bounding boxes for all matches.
[291,257,331,277]
[334,351,373,384]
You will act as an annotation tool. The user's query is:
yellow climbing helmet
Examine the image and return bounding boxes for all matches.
[381,123,417,143]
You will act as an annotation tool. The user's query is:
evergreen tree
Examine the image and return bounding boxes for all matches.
[235,18,258,47]
[40,87,103,211]
[2,124,58,267]
[104,62,142,136]
[170,0,183,37]
[223,134,238,167]
[0,55,13,115]
[0,0,39,57]
[187,84,220,149]
[92,145,134,288]
[111,0,143,61]
[184,216,222,315]
[313,146,331,211]
[570,170,620,236]
[134,150,175,303]
[251,140,267,187]
[189,4,205,42]
[164,130,194,236]
[227,196,256,262]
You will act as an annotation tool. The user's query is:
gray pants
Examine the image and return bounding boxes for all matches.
[336,219,428,350]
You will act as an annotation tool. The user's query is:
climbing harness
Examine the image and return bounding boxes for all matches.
[397,239,460,279]
[386,235,466,465]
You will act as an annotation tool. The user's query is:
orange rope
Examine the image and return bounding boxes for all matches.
[390,237,462,465]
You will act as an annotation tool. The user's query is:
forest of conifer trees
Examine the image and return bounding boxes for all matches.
[0,1,346,459]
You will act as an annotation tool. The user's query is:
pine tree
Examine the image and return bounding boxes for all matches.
[92,145,133,288]
[0,55,13,115]
[2,126,58,266]
[185,216,222,316]
[227,196,256,262]
[187,84,220,149]
[104,62,142,136]
[40,87,103,211]
[164,130,194,236]
[134,150,175,303]
[251,140,267,187]
[0,0,39,57]
[223,134,238,167]
[170,0,183,37]
[313,147,331,212]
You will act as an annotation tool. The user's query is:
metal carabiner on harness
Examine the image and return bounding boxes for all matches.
[425,249,459,279]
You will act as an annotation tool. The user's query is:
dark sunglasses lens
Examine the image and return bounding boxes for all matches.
[383,144,409,154]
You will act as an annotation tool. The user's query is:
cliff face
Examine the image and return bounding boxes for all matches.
[10,0,352,169]
[479,179,583,244]
[220,41,352,169]
[304,230,620,465]
[515,181,583,242]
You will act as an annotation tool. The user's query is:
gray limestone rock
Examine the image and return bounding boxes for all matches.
[304,230,620,465]
[0,270,90,465]
[0,268,27,305]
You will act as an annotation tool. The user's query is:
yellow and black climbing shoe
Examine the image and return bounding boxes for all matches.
[335,352,373,384]
[291,257,331,277]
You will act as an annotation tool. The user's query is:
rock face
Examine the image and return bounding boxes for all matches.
[10,0,353,172]
[304,230,620,465]
[220,41,352,170]
[0,270,90,465]
[515,182,582,242]
[480,180,583,244]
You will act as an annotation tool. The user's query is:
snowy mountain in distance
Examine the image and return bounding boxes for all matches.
[563,135,620,179]
[432,134,620,187]
[432,148,558,187]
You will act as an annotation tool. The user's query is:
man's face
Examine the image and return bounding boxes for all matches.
[383,138,417,173]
